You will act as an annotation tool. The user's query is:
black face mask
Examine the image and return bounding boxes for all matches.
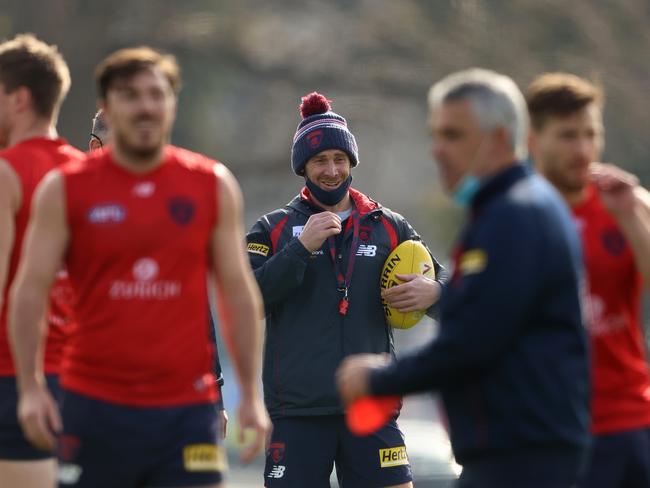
[305,175,353,206]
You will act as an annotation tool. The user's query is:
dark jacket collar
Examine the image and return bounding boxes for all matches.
[471,163,529,213]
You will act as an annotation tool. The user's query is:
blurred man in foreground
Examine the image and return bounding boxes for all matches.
[337,68,590,488]
[10,46,269,487]
[86,107,230,439]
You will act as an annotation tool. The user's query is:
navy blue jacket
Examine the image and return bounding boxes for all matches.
[247,188,445,419]
[370,164,590,463]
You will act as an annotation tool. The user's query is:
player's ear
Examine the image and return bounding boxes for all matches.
[89,138,101,152]
[12,86,32,114]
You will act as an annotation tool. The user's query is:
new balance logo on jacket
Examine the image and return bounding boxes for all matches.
[356,244,377,257]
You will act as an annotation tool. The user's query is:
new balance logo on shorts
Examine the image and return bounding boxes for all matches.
[379,446,409,468]
[356,244,377,257]
[267,465,286,478]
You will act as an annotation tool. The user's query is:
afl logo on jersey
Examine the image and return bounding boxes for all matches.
[87,204,126,224]
[168,196,195,225]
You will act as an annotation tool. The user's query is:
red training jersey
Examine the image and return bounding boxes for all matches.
[60,145,219,407]
[573,184,650,434]
[0,138,84,376]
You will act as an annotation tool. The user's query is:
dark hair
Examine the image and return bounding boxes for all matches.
[95,46,181,100]
[525,73,603,130]
[0,33,70,118]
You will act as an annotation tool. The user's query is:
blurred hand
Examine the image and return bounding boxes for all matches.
[591,163,639,217]
[17,384,61,451]
[237,394,271,464]
[298,212,341,252]
[336,353,390,405]
[382,274,441,312]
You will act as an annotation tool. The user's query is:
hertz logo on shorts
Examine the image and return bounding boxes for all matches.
[183,444,227,472]
[247,243,270,256]
[379,446,409,468]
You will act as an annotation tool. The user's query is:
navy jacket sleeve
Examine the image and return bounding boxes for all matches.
[246,214,312,308]
[370,204,543,395]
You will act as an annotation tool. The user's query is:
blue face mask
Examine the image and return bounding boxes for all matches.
[305,175,353,206]
[451,175,481,207]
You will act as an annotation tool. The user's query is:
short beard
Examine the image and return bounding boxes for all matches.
[114,134,163,163]
[545,168,587,196]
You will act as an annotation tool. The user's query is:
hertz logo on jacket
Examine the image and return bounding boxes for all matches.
[247,243,270,256]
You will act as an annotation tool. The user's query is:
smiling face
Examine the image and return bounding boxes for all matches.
[304,149,351,191]
[102,66,176,161]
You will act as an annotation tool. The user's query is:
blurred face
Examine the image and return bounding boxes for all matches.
[304,149,351,190]
[429,100,489,193]
[530,104,603,195]
[102,67,176,160]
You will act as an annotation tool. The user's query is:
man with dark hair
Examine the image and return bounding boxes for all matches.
[247,91,445,488]
[87,106,230,438]
[10,46,269,488]
[0,33,84,488]
[527,72,650,488]
[337,69,590,488]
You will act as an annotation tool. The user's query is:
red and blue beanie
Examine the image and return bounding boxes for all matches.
[291,92,359,176]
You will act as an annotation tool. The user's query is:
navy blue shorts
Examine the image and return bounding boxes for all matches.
[264,415,412,488]
[457,446,586,488]
[57,389,224,488]
[0,374,60,460]
[579,427,650,488]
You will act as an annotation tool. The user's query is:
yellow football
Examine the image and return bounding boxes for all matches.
[380,240,435,329]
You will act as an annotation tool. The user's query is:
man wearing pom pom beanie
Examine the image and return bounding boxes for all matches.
[246,92,445,487]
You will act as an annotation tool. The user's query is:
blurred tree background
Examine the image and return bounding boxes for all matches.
[2,0,649,256]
